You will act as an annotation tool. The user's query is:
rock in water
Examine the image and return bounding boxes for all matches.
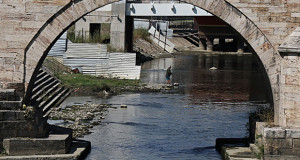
[209,67,217,70]
[121,105,127,108]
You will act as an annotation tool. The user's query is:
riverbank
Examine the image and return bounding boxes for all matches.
[49,103,111,138]
[48,85,170,138]
[58,74,161,97]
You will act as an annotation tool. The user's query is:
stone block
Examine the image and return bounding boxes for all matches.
[25,2,45,13]
[264,138,295,155]
[263,127,286,138]
[0,101,21,110]
[1,13,36,21]
[0,120,47,139]
[0,110,25,121]
[286,118,300,128]
[285,75,299,85]
[279,148,300,156]
[21,21,45,29]
[3,134,71,156]
[44,5,61,14]
[293,139,300,148]
[0,89,16,101]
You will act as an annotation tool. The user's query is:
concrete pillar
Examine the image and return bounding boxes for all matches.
[219,38,225,47]
[125,16,134,52]
[206,37,214,52]
[237,38,244,54]
[198,38,206,50]
[110,1,126,51]
[197,34,206,50]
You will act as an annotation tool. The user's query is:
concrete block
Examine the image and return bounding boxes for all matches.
[263,127,286,138]
[3,134,71,156]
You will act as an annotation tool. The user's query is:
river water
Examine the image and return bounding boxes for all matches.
[62,53,269,160]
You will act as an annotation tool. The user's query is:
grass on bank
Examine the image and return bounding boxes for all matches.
[133,28,151,42]
[58,74,141,92]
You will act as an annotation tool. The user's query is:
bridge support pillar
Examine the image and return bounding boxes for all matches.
[219,38,226,48]
[197,34,206,50]
[125,16,134,52]
[110,1,126,51]
[198,38,206,50]
[237,38,244,54]
[206,37,214,52]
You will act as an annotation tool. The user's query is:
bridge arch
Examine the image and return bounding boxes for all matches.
[24,0,280,124]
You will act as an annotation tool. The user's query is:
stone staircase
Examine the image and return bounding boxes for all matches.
[0,70,78,157]
[29,69,71,117]
[0,89,48,148]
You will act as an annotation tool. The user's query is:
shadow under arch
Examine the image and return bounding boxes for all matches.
[23,0,280,123]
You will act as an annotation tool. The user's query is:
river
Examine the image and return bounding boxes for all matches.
[62,53,269,160]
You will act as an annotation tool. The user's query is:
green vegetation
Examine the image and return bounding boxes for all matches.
[249,106,274,126]
[58,74,140,92]
[133,28,151,42]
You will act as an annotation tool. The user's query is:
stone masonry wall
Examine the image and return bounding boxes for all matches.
[226,0,300,49]
[0,0,71,83]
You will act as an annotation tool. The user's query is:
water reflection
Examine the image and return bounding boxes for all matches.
[141,54,267,103]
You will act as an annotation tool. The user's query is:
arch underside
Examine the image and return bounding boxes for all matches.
[24,0,280,123]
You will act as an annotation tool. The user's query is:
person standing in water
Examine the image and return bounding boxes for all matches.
[166,66,172,84]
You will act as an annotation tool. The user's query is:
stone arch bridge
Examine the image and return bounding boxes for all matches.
[0,0,300,156]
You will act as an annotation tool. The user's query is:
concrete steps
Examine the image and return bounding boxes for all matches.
[30,69,71,117]
[42,88,70,117]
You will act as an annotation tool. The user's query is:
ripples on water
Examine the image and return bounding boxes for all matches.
[62,54,269,160]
